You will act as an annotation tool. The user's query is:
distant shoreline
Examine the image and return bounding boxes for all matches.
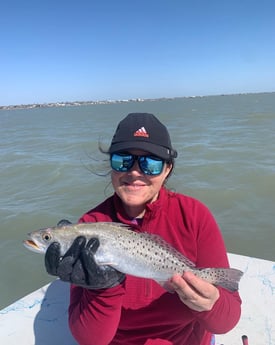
[0,98,147,111]
[1,92,274,111]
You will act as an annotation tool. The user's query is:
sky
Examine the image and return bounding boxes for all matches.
[1,0,275,106]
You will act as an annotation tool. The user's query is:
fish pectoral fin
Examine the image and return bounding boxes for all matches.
[97,261,118,266]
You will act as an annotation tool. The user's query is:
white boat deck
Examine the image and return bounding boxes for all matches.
[0,253,274,345]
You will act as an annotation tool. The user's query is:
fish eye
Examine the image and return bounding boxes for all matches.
[42,232,52,242]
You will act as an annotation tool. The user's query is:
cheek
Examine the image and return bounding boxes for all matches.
[111,171,121,188]
[152,177,166,190]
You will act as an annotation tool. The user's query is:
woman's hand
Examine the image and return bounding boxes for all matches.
[170,271,220,312]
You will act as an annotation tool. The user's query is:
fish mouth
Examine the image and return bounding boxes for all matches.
[23,238,43,253]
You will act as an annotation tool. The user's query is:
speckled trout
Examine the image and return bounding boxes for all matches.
[23,222,243,291]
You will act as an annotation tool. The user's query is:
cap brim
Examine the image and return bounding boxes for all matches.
[109,141,173,160]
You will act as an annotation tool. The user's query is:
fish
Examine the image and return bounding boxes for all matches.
[23,222,243,291]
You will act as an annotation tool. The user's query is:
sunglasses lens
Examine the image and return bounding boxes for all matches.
[139,156,164,175]
[111,153,134,172]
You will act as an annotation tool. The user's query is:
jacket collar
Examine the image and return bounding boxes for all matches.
[113,187,167,225]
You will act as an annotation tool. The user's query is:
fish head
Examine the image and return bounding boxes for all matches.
[23,225,74,254]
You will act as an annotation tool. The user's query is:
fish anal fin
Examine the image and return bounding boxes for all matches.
[156,280,175,293]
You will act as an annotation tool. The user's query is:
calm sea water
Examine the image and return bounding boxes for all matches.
[1,93,275,309]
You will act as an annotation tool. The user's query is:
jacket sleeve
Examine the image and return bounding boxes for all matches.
[194,288,242,334]
[69,284,125,345]
[190,199,242,333]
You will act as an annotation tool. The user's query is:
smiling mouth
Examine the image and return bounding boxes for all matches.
[124,182,146,188]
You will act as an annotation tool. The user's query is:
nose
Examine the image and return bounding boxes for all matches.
[128,160,143,175]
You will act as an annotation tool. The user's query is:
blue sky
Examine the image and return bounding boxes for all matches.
[1,0,275,106]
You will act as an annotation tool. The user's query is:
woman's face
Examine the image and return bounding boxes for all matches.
[111,150,172,218]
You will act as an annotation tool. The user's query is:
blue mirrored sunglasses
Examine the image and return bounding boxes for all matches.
[110,153,165,175]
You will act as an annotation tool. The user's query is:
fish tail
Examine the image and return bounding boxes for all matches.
[198,267,243,292]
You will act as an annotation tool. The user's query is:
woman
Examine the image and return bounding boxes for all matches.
[45,113,242,345]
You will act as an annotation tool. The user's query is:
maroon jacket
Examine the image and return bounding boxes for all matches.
[69,187,241,345]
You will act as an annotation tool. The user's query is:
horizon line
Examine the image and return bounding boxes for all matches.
[1,90,274,110]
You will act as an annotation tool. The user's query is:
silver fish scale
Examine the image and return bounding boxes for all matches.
[108,229,195,273]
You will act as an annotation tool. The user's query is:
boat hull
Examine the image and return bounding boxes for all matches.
[0,253,274,345]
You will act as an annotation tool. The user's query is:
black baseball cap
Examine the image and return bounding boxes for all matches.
[109,113,177,160]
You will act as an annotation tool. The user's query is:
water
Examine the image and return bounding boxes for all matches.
[1,93,275,309]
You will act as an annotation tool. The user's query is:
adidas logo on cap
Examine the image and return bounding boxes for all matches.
[133,127,149,138]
